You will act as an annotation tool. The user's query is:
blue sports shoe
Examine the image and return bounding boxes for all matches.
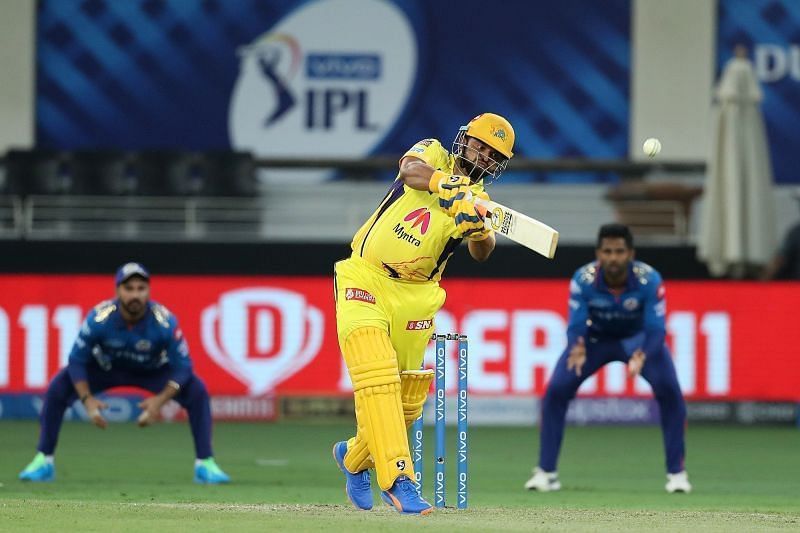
[19,452,55,482]
[194,457,230,484]
[332,441,373,510]
[381,476,433,515]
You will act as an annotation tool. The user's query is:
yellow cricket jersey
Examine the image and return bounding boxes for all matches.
[350,138,485,282]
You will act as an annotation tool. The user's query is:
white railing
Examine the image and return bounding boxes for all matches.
[1,183,727,244]
[22,195,269,241]
[0,196,23,238]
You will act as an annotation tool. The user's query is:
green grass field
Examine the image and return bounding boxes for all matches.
[1,420,799,531]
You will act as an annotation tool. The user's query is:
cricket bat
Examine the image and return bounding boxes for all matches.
[475,199,559,258]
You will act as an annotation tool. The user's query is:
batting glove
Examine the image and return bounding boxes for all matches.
[465,191,493,241]
[454,199,487,238]
[429,170,472,216]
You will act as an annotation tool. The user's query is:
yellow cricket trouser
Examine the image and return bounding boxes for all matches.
[334,256,445,489]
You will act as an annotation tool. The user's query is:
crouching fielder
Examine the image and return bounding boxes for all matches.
[525,224,691,494]
[332,114,515,514]
[19,263,229,484]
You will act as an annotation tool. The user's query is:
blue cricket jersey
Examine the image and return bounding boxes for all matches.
[566,261,667,357]
[67,299,193,386]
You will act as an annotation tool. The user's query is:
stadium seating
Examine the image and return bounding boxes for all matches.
[2,149,258,197]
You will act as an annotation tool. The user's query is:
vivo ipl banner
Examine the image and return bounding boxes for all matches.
[36,0,630,177]
[0,275,798,402]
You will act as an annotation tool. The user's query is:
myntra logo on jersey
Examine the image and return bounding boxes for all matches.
[403,208,431,235]
[228,0,417,182]
[392,207,431,247]
[200,288,323,395]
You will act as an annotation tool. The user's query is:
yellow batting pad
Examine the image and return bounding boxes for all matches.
[341,327,413,490]
[344,369,434,473]
[400,369,434,426]
[344,436,373,473]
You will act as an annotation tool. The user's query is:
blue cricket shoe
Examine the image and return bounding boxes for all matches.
[380,476,433,515]
[19,452,55,482]
[332,441,373,510]
[194,457,231,484]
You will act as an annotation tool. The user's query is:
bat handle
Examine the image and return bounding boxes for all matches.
[473,197,489,218]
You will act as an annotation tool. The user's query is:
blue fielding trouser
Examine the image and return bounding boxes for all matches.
[37,363,214,459]
[538,332,687,474]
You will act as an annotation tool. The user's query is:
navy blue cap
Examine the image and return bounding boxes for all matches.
[115,262,150,285]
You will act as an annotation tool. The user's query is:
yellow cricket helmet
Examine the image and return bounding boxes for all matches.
[462,113,515,158]
[452,113,515,183]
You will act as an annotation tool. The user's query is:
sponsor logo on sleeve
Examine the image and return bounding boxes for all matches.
[345,288,376,304]
[569,279,581,295]
[177,340,189,357]
[406,319,433,330]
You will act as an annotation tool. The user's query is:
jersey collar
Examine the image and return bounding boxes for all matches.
[111,299,152,329]
[595,262,637,293]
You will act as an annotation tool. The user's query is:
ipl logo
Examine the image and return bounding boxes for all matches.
[201,288,324,394]
[252,34,302,127]
[228,0,417,183]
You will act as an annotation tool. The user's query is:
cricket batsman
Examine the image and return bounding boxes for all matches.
[524,224,691,493]
[18,263,230,484]
[332,113,515,514]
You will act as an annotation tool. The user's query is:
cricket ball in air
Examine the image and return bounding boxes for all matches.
[643,137,662,158]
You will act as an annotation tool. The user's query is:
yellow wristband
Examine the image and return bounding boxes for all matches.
[428,170,448,193]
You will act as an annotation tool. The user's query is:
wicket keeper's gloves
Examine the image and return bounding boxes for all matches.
[429,170,471,217]
[454,198,487,238]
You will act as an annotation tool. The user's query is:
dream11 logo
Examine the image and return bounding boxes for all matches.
[201,288,324,394]
[754,44,800,82]
[228,0,417,182]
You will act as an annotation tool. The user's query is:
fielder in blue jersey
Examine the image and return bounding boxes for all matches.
[525,224,691,494]
[18,263,230,484]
